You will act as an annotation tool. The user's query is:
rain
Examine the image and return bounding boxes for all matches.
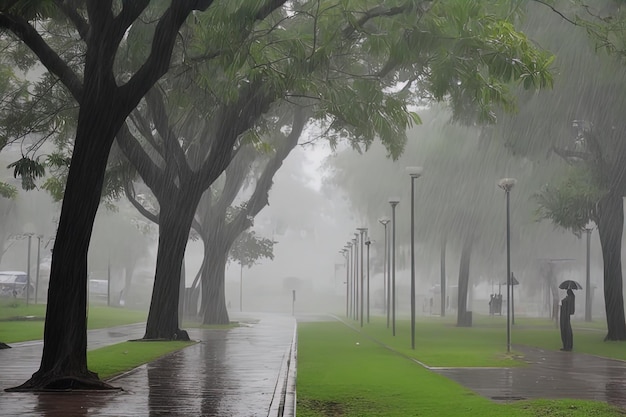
[1,0,626,416]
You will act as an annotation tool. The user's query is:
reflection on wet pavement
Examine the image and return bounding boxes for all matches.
[0,314,296,416]
[434,345,626,409]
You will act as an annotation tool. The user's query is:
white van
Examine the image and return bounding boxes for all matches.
[0,271,33,298]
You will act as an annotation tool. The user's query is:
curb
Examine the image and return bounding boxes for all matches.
[268,319,298,417]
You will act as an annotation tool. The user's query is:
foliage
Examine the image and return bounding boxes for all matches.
[0,181,16,198]
[228,230,275,269]
[534,166,605,237]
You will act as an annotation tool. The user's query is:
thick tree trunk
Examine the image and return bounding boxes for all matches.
[7,93,122,391]
[456,237,472,327]
[597,193,626,341]
[143,190,201,340]
[201,241,230,325]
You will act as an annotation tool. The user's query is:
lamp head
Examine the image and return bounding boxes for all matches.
[388,198,400,207]
[406,166,424,179]
[378,216,390,225]
[497,178,516,192]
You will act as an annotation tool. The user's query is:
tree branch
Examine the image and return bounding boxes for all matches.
[0,14,83,100]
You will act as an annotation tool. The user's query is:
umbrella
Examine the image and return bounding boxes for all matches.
[559,280,583,290]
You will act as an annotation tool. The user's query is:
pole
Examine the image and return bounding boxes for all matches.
[358,228,367,327]
[346,242,352,318]
[511,272,515,325]
[353,238,358,320]
[440,238,446,317]
[240,263,243,312]
[26,234,32,306]
[344,250,349,318]
[506,189,511,352]
[360,232,364,327]
[410,176,416,349]
[35,235,41,304]
[585,228,592,321]
[366,239,371,323]
[390,200,399,336]
[107,257,111,307]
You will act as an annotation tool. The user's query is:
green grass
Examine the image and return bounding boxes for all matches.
[345,314,626,367]
[297,321,624,417]
[88,340,195,380]
[0,299,147,343]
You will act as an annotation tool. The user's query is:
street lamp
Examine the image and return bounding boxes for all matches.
[498,177,516,353]
[389,198,400,336]
[584,222,593,321]
[365,237,371,323]
[378,217,391,327]
[407,166,423,350]
[352,236,358,320]
[341,248,349,317]
[357,228,368,327]
[347,242,353,319]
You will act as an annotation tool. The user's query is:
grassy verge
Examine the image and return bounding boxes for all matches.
[297,321,624,417]
[88,340,195,380]
[0,299,147,343]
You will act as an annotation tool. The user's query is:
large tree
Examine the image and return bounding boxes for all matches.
[122,0,554,332]
[1,0,220,391]
[494,0,626,340]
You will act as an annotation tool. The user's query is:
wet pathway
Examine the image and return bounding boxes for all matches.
[433,345,626,409]
[0,313,296,416]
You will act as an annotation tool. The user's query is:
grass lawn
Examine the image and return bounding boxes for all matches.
[88,340,195,380]
[297,320,624,417]
[0,299,147,343]
[349,314,626,366]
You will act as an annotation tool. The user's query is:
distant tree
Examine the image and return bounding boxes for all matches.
[229,230,275,271]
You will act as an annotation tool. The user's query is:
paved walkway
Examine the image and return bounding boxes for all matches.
[0,313,297,417]
[433,344,626,409]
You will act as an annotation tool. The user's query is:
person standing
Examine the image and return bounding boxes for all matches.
[560,289,575,351]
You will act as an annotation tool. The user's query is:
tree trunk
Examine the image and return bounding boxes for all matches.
[456,237,473,327]
[201,236,230,325]
[7,92,123,391]
[597,193,626,341]
[143,189,201,340]
[440,236,446,317]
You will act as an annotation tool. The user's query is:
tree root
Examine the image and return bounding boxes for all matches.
[5,373,120,392]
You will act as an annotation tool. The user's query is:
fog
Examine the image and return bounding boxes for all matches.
[1,1,625,328]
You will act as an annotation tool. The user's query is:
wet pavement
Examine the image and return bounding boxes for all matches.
[0,313,296,416]
[433,345,626,409]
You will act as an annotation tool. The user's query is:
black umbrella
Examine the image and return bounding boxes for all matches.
[559,280,583,290]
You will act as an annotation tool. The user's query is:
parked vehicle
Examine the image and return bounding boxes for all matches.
[0,271,34,298]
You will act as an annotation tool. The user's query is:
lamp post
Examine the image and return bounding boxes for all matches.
[365,237,371,323]
[357,228,367,327]
[389,198,400,336]
[348,242,353,319]
[341,248,349,317]
[378,217,391,327]
[407,166,423,350]
[352,236,358,320]
[585,223,593,321]
[498,177,516,353]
